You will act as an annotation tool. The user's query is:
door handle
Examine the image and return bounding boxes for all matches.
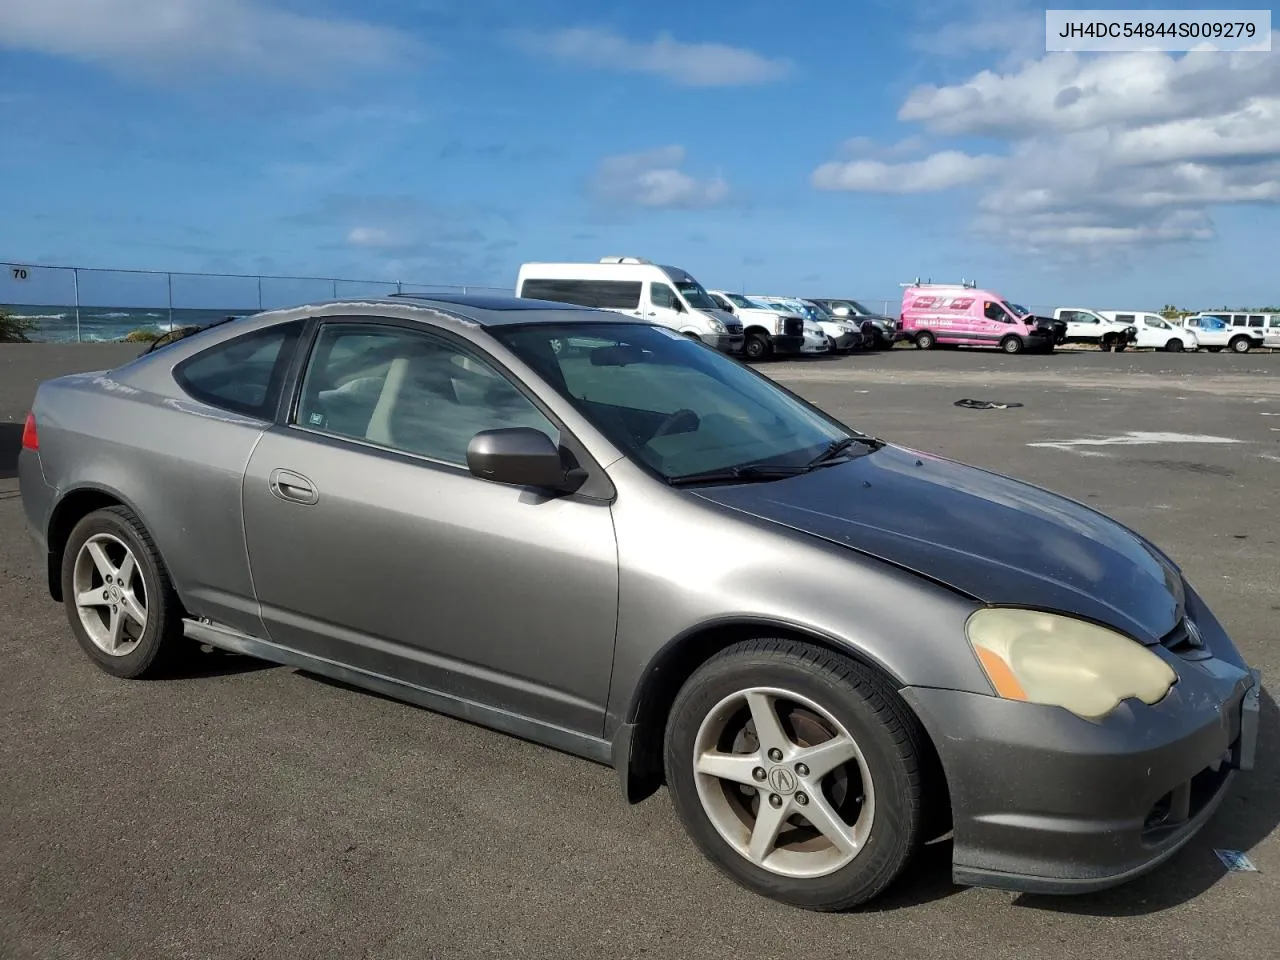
[269,468,319,505]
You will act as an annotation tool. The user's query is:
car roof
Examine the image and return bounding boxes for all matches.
[229,293,639,331]
[382,292,612,325]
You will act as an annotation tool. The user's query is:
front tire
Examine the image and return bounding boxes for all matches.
[61,506,186,679]
[1000,335,1023,354]
[914,331,936,350]
[1230,336,1252,353]
[664,639,926,911]
[744,333,771,361]
[1165,338,1184,352]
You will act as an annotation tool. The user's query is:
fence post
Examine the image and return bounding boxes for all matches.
[396,280,402,295]
[332,279,338,298]
[73,267,82,342]
[257,275,263,310]
[167,272,174,330]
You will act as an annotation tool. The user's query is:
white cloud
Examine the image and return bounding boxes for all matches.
[907,0,1044,68]
[0,0,411,80]
[346,226,401,249]
[813,150,1003,192]
[591,146,730,209]
[514,28,791,87]
[899,51,1280,136]
[817,49,1280,254]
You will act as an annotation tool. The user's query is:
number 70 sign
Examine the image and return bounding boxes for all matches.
[9,266,30,280]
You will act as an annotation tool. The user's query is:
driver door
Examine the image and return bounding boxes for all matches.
[241,317,620,736]
[645,281,687,333]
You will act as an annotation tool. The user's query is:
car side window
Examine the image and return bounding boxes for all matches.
[650,283,677,310]
[175,321,303,419]
[294,322,558,466]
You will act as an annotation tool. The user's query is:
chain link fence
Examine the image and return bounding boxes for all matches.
[1,261,507,343]
[3,260,1064,344]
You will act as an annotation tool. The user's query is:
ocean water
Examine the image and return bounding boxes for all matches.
[2,304,246,343]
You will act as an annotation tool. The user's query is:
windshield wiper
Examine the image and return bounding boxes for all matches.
[668,464,805,487]
[805,435,882,468]
[670,436,883,487]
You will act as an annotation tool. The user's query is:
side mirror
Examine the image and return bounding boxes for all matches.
[466,427,584,493]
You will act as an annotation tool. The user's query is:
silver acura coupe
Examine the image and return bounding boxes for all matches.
[19,294,1261,910]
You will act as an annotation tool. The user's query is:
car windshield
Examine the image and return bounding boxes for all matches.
[841,300,872,315]
[673,280,718,311]
[1006,302,1030,318]
[803,301,834,320]
[493,322,856,481]
[725,292,761,309]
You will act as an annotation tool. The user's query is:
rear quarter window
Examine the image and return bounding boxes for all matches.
[174,320,304,419]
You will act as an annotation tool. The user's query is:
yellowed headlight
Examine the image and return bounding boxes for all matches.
[966,608,1178,720]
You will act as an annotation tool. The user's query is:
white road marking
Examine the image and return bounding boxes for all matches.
[1028,432,1244,453]
[1261,454,1280,463]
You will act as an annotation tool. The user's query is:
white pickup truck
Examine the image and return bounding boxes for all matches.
[707,290,808,360]
[1096,311,1199,352]
[1052,307,1139,351]
[1182,314,1268,353]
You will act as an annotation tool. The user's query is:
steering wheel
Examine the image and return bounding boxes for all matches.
[651,408,701,440]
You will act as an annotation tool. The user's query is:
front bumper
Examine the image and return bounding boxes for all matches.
[902,599,1259,894]
[768,335,806,356]
[708,333,745,354]
[828,331,861,351]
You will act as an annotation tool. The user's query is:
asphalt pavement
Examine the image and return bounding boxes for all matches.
[1,342,1277,960]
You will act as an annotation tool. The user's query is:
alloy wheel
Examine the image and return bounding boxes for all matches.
[691,686,875,879]
[72,533,149,657]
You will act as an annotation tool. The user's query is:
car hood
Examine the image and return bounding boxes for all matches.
[693,445,1183,643]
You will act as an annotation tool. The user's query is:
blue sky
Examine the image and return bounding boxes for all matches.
[1,0,1278,310]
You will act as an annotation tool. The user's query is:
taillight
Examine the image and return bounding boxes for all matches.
[21,412,38,451]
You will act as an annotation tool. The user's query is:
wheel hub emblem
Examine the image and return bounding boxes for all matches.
[768,767,797,795]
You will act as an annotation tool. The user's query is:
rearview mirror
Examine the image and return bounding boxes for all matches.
[590,344,646,366]
[466,428,584,492]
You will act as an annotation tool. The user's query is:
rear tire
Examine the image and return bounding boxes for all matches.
[1207,346,1223,353]
[1230,336,1252,353]
[61,506,186,679]
[913,331,936,350]
[664,639,926,911]
[1165,338,1184,352]
[744,333,771,361]
[1000,335,1023,354]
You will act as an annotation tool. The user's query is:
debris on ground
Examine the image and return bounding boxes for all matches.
[954,398,1025,410]
[1214,849,1258,872]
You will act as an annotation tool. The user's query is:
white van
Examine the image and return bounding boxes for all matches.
[1097,311,1199,352]
[515,257,744,354]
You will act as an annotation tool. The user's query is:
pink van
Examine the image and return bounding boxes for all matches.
[899,282,1057,354]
